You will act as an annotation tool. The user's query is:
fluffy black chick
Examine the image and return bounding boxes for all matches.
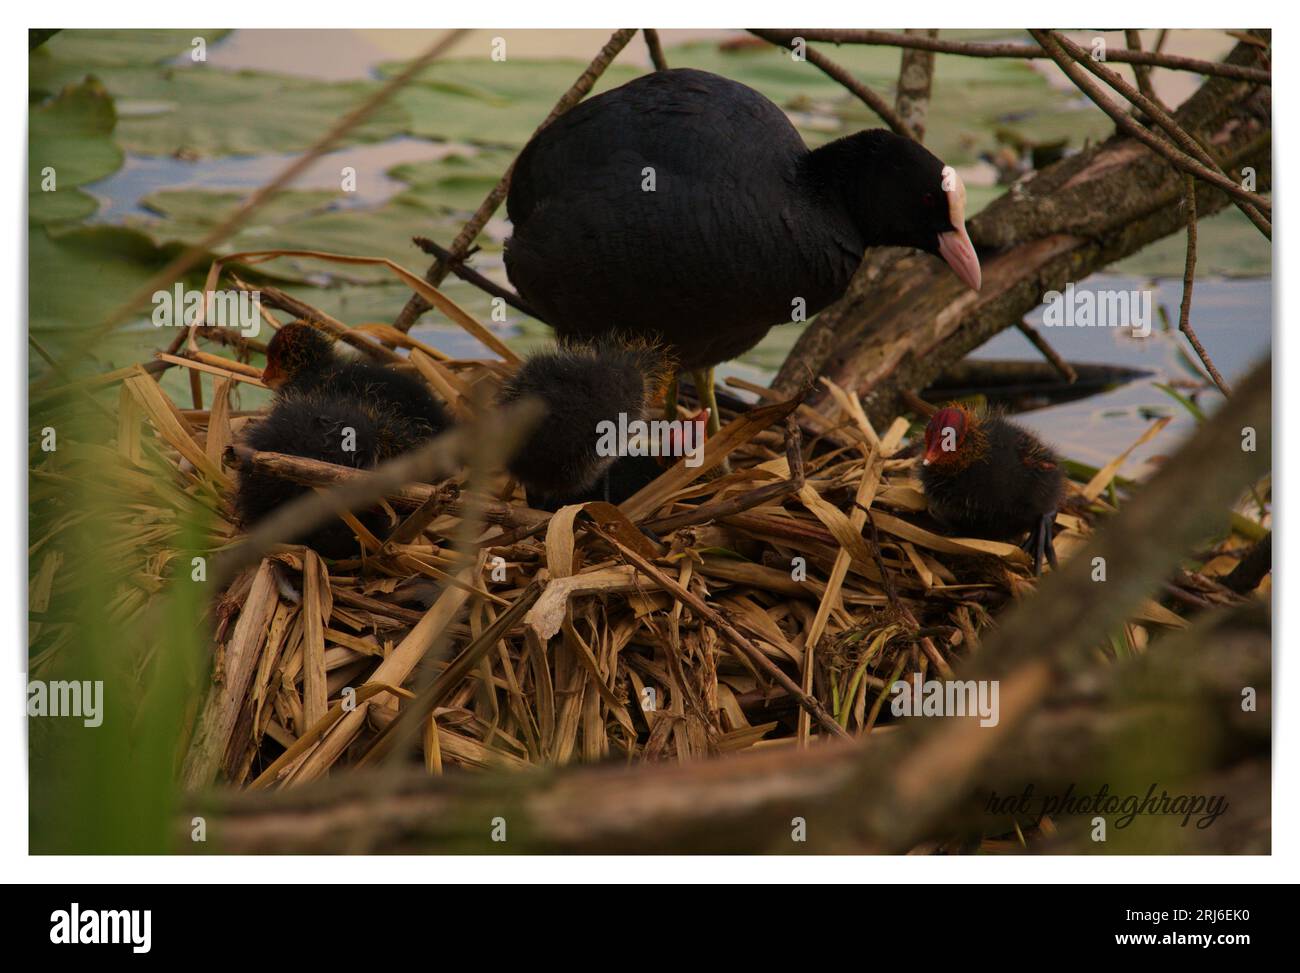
[918,404,1065,575]
[233,391,392,558]
[234,323,452,557]
[497,338,670,511]
[262,320,450,443]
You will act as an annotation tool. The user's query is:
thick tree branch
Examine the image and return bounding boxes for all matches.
[772,37,1269,423]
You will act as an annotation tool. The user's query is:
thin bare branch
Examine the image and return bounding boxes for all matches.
[1041,29,1271,239]
[1177,174,1232,395]
[1124,30,1164,113]
[1014,320,1078,384]
[749,29,914,138]
[1029,29,1270,236]
[757,28,1270,84]
[643,28,669,71]
[393,28,640,331]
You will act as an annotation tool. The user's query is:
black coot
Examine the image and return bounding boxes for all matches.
[504,68,981,431]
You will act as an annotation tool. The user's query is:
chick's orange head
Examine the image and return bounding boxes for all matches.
[923,406,972,466]
[263,322,335,389]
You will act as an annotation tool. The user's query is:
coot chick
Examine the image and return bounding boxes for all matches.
[918,405,1064,575]
[497,338,673,511]
[236,322,452,557]
[504,67,981,433]
[234,391,393,558]
[263,321,450,440]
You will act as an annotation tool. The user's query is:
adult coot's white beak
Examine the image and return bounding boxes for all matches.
[938,165,982,292]
[938,223,982,291]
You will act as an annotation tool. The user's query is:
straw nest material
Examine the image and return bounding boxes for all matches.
[32,250,1215,792]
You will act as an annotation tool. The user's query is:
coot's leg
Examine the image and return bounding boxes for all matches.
[1020,521,1045,576]
[691,367,721,438]
[662,372,679,423]
[1023,513,1058,576]
[1042,512,1059,571]
[691,366,727,473]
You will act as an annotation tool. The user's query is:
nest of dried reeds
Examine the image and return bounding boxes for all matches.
[32,248,1215,793]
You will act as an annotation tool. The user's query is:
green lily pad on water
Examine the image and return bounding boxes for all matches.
[125,189,470,286]
[386,147,513,212]
[1113,208,1270,278]
[32,29,407,158]
[29,29,230,100]
[385,58,641,147]
[120,143,515,285]
[28,78,123,226]
[380,36,1113,167]
[28,224,191,376]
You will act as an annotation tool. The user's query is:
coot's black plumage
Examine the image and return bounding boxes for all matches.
[504,68,981,429]
[498,338,670,511]
[919,405,1064,575]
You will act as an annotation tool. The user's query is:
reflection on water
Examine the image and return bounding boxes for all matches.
[86,137,472,222]
[973,274,1270,476]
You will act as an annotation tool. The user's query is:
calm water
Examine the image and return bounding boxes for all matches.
[972,275,1271,474]
[88,138,471,222]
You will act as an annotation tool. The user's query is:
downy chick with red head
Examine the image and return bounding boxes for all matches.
[918,404,1065,574]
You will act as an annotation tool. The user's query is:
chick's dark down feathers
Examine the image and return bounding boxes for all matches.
[234,391,393,558]
[920,415,1064,541]
[498,340,666,510]
[285,359,451,446]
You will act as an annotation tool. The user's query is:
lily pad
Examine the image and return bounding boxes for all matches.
[28,224,181,371]
[1114,208,1271,278]
[32,30,408,158]
[379,36,1114,167]
[29,29,230,97]
[381,58,641,147]
[117,147,517,285]
[387,147,513,212]
[28,78,123,226]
